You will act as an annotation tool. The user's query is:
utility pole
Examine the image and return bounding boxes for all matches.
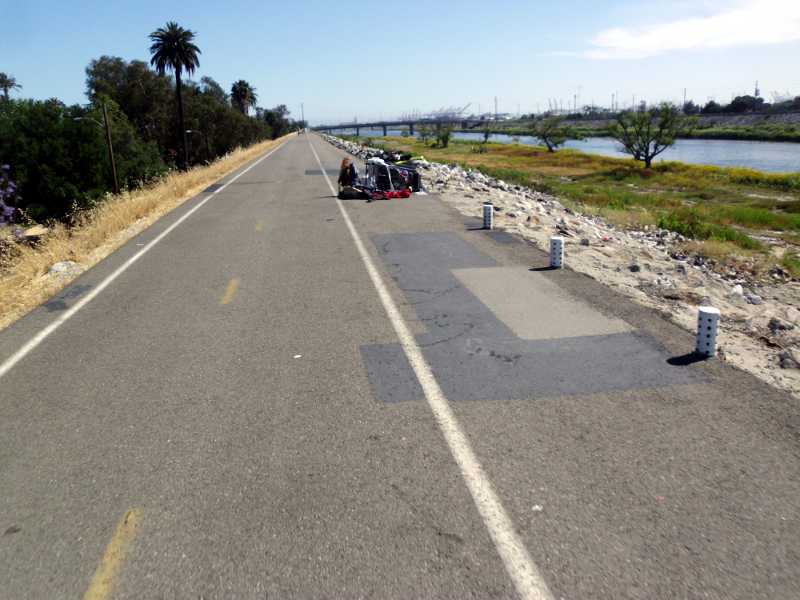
[101,103,119,195]
[494,96,498,121]
[683,88,687,108]
[301,102,305,126]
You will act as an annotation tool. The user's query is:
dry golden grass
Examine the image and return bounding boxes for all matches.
[0,135,289,331]
[600,207,658,229]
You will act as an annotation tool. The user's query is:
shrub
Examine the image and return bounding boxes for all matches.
[435,124,453,148]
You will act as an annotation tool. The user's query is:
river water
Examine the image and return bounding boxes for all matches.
[351,128,800,174]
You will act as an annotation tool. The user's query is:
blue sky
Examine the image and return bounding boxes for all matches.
[3,0,799,124]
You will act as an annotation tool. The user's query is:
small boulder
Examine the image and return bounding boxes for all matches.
[745,294,763,305]
[768,317,794,334]
[48,261,84,278]
[779,349,800,369]
[23,225,48,239]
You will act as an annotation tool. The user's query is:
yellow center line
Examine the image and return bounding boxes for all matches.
[220,277,240,305]
[255,221,264,232]
[83,508,142,600]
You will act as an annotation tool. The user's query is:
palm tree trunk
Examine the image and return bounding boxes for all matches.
[175,71,189,170]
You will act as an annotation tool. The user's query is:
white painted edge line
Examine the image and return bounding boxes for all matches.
[0,141,287,380]
[307,136,553,600]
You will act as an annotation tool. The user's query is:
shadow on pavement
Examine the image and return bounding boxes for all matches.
[667,352,708,366]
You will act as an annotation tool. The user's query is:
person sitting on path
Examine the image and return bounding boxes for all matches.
[337,158,351,192]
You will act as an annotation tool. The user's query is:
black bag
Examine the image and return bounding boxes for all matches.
[338,186,368,200]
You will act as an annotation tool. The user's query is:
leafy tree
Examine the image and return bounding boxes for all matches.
[231,80,257,115]
[0,73,21,101]
[86,57,270,166]
[728,95,765,113]
[0,98,164,221]
[200,76,227,104]
[434,122,452,148]
[149,21,201,170]
[701,100,723,114]
[262,104,291,138]
[532,116,580,152]
[482,123,492,144]
[610,103,692,168]
[417,123,431,144]
[86,56,174,155]
[682,100,700,115]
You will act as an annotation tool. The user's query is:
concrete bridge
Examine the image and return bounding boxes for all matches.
[313,118,487,137]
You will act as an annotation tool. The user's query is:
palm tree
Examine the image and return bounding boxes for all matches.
[149,22,201,169]
[231,80,257,115]
[0,73,21,101]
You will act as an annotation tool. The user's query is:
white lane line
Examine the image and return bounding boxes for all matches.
[0,141,286,380]
[307,137,553,600]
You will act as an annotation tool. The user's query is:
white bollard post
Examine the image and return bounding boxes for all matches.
[696,306,721,357]
[483,202,493,230]
[550,236,564,269]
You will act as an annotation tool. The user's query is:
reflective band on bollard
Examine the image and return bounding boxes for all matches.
[483,202,493,230]
[550,236,564,269]
[696,306,720,357]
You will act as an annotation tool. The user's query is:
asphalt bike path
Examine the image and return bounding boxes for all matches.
[0,133,798,599]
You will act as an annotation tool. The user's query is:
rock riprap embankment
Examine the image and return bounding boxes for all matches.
[322,134,800,398]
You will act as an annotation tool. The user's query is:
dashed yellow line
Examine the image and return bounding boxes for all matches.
[83,508,142,600]
[220,278,240,305]
[255,221,265,232]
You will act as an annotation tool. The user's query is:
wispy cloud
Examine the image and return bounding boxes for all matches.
[581,0,800,59]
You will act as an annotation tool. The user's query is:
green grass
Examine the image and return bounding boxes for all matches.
[781,251,800,277]
[685,124,800,143]
[657,210,764,250]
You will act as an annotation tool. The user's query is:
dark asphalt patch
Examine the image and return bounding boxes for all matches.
[44,285,92,313]
[486,231,515,244]
[363,232,702,403]
[204,183,223,193]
